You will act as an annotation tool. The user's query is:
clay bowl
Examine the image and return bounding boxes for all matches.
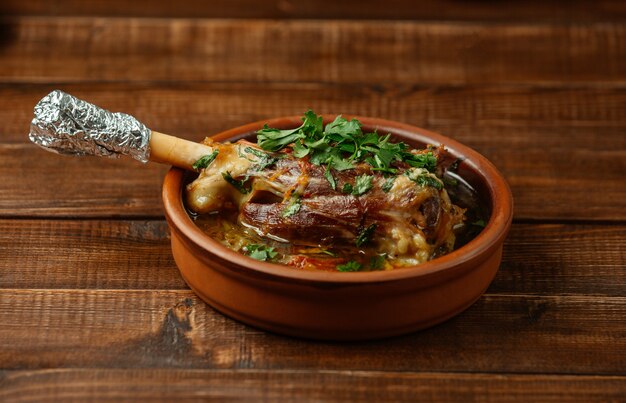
[162,116,513,340]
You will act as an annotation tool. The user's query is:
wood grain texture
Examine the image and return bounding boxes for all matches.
[1,18,626,85]
[0,220,185,289]
[2,220,625,297]
[0,290,625,375]
[1,1,624,398]
[3,0,626,22]
[493,224,626,297]
[0,145,167,217]
[4,83,626,146]
[1,369,625,402]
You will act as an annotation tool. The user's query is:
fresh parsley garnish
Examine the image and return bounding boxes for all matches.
[323,165,336,190]
[257,110,321,152]
[472,219,486,228]
[282,194,302,217]
[381,176,395,193]
[443,176,458,187]
[221,171,251,194]
[355,224,377,247]
[246,244,278,261]
[192,150,219,171]
[404,152,438,172]
[340,175,373,196]
[352,174,373,196]
[369,254,387,270]
[244,146,279,171]
[336,260,362,272]
[405,170,443,190]
[256,111,439,175]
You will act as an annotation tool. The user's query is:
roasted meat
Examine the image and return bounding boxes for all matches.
[186,139,465,266]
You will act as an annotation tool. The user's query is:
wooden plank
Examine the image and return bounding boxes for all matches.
[1,220,625,297]
[0,145,167,217]
[4,83,626,146]
[492,224,626,297]
[0,290,624,374]
[0,220,185,290]
[1,369,625,402]
[2,0,626,22]
[1,18,626,84]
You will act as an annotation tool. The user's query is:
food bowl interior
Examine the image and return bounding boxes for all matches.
[167,115,512,283]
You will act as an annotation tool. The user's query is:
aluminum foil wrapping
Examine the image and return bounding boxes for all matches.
[29,90,151,162]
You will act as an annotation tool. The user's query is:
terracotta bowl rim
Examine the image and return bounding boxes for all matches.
[162,115,513,285]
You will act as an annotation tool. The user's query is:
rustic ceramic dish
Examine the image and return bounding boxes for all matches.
[162,116,513,340]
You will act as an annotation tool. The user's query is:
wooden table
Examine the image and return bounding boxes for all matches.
[1,1,625,401]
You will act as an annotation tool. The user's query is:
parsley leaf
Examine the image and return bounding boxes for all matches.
[327,154,354,171]
[405,170,443,190]
[192,150,219,171]
[342,183,353,194]
[256,124,304,152]
[244,147,279,171]
[246,244,278,261]
[324,165,336,190]
[336,260,362,272]
[292,140,311,158]
[256,110,322,152]
[369,254,387,270]
[352,174,373,196]
[381,176,396,193]
[355,224,377,247]
[283,194,302,217]
[403,152,438,172]
[324,115,362,139]
[257,111,440,177]
[472,219,487,228]
[221,171,251,194]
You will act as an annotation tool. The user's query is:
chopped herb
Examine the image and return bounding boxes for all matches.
[369,254,387,270]
[327,155,355,171]
[443,176,458,187]
[257,111,439,175]
[342,183,353,194]
[192,150,219,171]
[324,165,336,190]
[355,224,377,247]
[405,170,443,190]
[472,219,486,227]
[221,171,250,194]
[244,146,279,171]
[282,194,302,217]
[292,140,310,158]
[256,110,320,152]
[404,152,438,172]
[417,175,444,190]
[381,176,396,193]
[352,174,373,196]
[246,244,278,261]
[336,260,362,272]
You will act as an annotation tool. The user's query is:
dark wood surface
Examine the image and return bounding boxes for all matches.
[0,1,624,401]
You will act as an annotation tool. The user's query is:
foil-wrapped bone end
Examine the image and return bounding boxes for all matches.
[29,90,151,163]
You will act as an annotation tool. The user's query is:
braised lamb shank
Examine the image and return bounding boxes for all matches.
[187,139,465,266]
